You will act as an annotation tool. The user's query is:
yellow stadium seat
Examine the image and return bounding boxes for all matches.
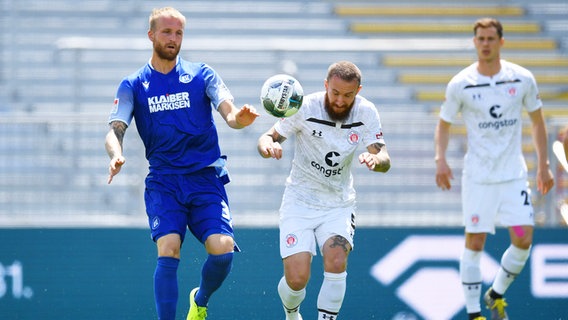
[383,55,568,67]
[351,22,540,34]
[417,90,568,102]
[503,39,557,50]
[399,73,568,85]
[335,6,525,16]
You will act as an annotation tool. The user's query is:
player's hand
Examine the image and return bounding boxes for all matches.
[358,152,377,170]
[236,104,260,127]
[108,156,126,184]
[536,167,554,195]
[259,141,283,159]
[435,159,453,190]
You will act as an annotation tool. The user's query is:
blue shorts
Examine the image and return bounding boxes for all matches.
[144,167,236,247]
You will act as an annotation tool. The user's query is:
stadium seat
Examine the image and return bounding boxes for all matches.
[399,72,568,85]
[416,90,568,102]
[350,22,540,34]
[334,5,525,17]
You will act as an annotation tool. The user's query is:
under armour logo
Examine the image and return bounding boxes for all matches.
[504,269,517,279]
[312,130,322,137]
[466,284,480,290]
[322,314,335,320]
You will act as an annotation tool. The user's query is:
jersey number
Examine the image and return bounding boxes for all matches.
[521,190,530,206]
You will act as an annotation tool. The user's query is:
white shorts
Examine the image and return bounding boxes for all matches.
[278,194,356,259]
[461,176,534,234]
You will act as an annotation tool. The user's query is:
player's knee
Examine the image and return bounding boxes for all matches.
[322,246,350,273]
[286,273,309,291]
[205,234,235,254]
[323,256,348,273]
[156,234,182,258]
[465,233,486,251]
[511,237,532,250]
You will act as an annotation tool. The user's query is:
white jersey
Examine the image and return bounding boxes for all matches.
[440,60,542,184]
[275,91,386,210]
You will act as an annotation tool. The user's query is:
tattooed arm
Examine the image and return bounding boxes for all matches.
[359,142,391,173]
[105,121,128,184]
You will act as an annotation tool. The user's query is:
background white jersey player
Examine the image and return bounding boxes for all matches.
[441,60,541,183]
[258,61,391,320]
[435,18,554,320]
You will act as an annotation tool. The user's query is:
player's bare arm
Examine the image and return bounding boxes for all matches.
[359,143,391,172]
[563,126,568,163]
[257,126,286,159]
[105,121,128,184]
[218,100,259,129]
[434,119,453,190]
[528,108,554,195]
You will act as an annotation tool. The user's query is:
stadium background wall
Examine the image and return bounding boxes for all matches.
[0,227,565,320]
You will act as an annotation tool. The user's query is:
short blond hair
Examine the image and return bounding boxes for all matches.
[149,7,186,31]
[474,17,503,38]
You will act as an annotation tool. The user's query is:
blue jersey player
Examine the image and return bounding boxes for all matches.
[104,7,259,320]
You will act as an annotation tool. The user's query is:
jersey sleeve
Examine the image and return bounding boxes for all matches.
[108,78,135,126]
[362,104,386,147]
[439,79,462,123]
[274,114,298,139]
[203,64,234,110]
[274,95,309,139]
[523,71,543,113]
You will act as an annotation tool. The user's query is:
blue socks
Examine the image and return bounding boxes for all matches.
[195,252,234,307]
[153,253,233,317]
[154,256,180,320]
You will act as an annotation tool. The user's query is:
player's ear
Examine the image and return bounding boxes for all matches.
[148,30,154,41]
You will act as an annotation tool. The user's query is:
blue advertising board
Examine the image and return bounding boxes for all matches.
[0,227,566,319]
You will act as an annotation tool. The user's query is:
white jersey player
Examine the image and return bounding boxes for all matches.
[258,61,391,320]
[435,18,554,320]
[441,60,541,184]
[277,90,385,209]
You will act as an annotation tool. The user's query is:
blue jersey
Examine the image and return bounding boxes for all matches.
[109,57,234,174]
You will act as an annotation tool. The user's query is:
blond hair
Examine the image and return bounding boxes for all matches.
[474,17,503,38]
[149,7,186,31]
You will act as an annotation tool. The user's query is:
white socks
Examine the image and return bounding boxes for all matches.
[492,245,530,294]
[278,276,305,320]
[278,272,347,320]
[317,271,347,319]
[460,248,482,313]
[460,244,531,314]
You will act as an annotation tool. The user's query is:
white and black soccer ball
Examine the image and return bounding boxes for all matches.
[260,74,304,118]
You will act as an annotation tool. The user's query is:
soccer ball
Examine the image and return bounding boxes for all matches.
[260,74,304,118]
